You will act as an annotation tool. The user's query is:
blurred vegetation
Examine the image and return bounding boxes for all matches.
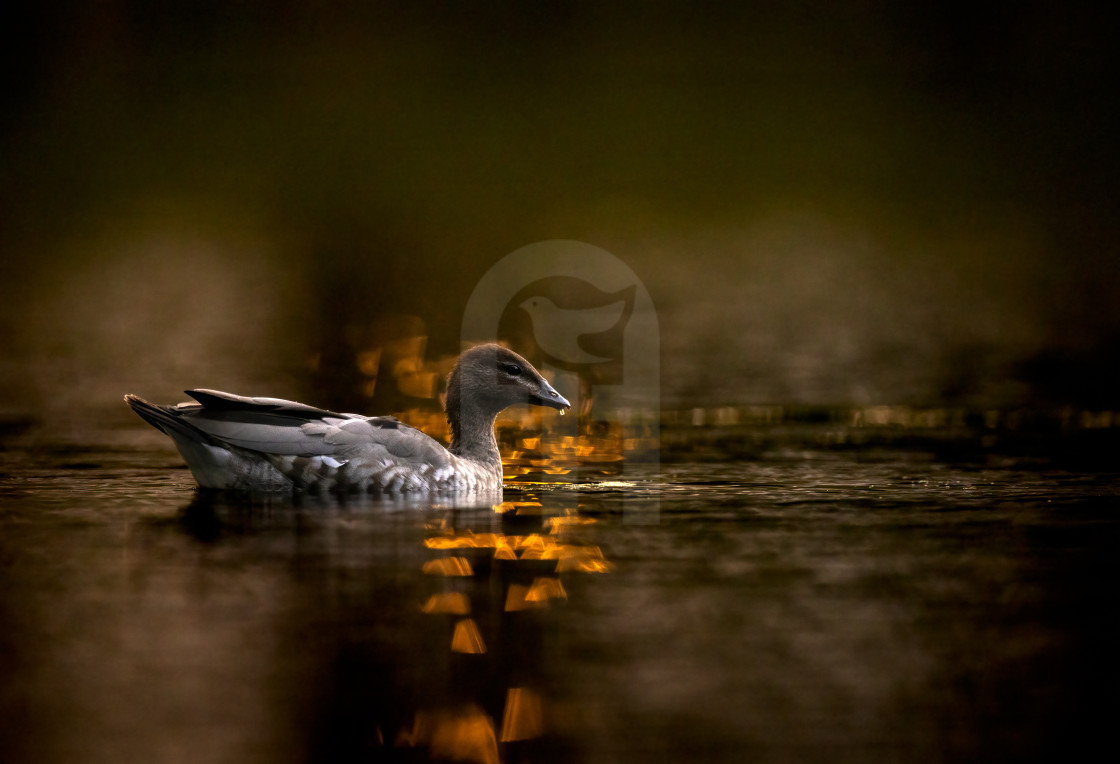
[2,2,1118,426]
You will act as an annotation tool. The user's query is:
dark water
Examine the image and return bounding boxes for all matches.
[2,438,1118,763]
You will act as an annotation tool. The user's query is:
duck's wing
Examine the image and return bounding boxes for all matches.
[178,389,447,460]
[134,388,354,456]
[185,389,353,421]
[128,388,434,456]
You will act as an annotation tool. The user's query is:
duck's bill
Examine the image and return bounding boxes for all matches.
[533,381,571,411]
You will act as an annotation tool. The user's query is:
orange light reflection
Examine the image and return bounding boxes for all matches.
[500,687,545,743]
[451,618,487,654]
[421,556,473,576]
[420,592,470,615]
[396,705,500,764]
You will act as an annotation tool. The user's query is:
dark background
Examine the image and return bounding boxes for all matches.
[3,1,1117,427]
[2,7,1119,763]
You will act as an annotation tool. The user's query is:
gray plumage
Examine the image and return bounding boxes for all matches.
[125,344,569,494]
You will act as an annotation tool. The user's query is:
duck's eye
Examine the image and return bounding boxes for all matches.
[500,363,522,376]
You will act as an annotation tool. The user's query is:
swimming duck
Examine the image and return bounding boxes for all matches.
[124,344,570,493]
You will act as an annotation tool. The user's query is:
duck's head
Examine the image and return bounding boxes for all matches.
[447,343,570,418]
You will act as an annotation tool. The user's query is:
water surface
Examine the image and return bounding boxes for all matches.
[1,440,1117,763]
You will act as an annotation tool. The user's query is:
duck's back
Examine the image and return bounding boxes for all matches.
[125,390,500,493]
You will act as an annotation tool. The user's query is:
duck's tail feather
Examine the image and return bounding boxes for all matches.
[125,394,293,490]
[124,394,216,446]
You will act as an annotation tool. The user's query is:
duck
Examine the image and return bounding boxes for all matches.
[124,344,570,493]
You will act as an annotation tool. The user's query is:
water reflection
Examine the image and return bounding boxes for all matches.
[161,484,612,763]
[393,492,610,762]
[2,444,1118,763]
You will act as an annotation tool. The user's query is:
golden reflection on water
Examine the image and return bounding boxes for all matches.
[500,687,545,743]
[396,705,501,764]
[422,530,612,571]
[398,498,611,761]
[420,592,471,615]
[310,335,636,760]
[503,577,570,612]
[451,618,487,654]
[422,556,474,576]
[493,500,543,514]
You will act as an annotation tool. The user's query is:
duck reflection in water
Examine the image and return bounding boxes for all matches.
[173,485,611,763]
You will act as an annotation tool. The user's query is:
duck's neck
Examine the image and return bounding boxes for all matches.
[446,396,502,468]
